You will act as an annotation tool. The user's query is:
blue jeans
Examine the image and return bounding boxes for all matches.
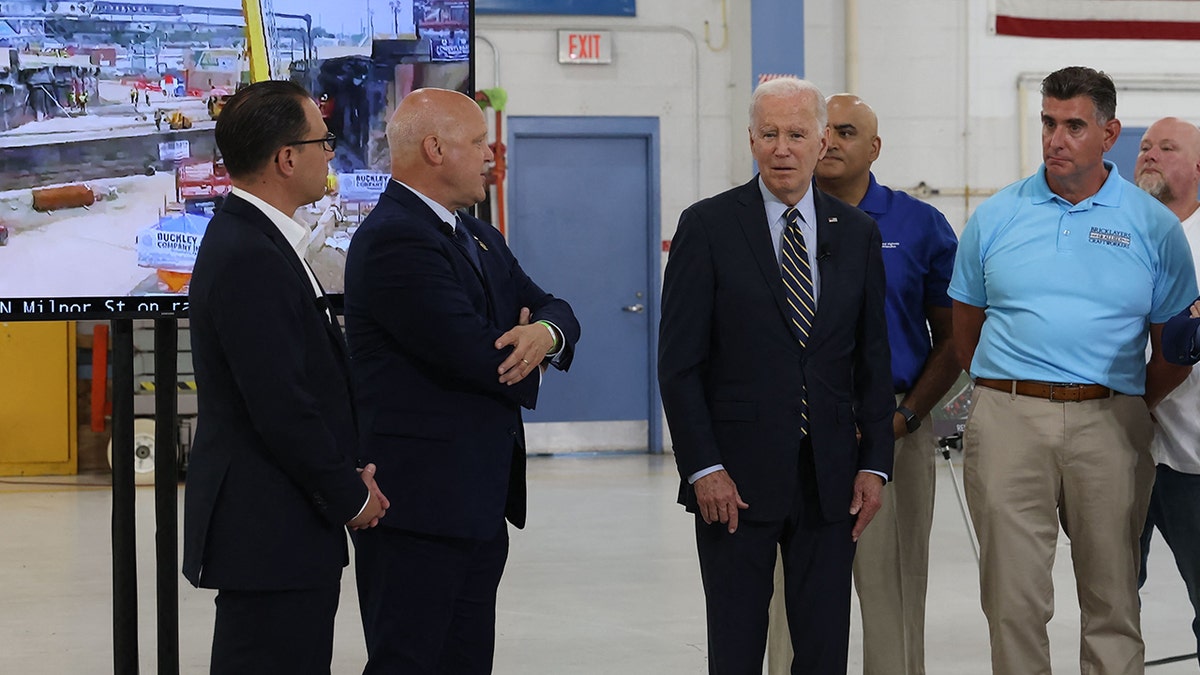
[1139,464,1200,662]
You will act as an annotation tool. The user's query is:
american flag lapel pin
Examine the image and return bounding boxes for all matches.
[828,217,838,223]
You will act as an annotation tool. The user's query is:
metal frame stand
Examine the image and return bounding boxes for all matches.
[936,433,979,564]
[111,319,138,674]
[154,318,179,675]
[110,319,180,674]
[1146,653,1198,667]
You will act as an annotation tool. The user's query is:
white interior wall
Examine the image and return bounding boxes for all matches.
[476,2,748,452]
[477,0,1200,452]
[480,0,1200,241]
[476,1,750,249]
[806,0,1200,230]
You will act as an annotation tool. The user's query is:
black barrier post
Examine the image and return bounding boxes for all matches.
[111,319,138,674]
[154,318,179,674]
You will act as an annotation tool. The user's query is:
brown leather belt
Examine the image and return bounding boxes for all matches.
[974,378,1114,402]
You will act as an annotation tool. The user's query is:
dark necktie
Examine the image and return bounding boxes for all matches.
[781,206,813,436]
[781,207,815,345]
[453,216,481,270]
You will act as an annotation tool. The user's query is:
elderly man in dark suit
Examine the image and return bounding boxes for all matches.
[184,80,388,674]
[344,88,580,674]
[659,76,894,674]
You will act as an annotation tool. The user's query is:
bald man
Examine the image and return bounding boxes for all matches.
[344,88,579,674]
[1135,116,1200,663]
[766,94,960,675]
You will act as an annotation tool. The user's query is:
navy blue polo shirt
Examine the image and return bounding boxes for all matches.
[858,173,958,392]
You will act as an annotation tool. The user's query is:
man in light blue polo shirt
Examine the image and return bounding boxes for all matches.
[950,66,1197,675]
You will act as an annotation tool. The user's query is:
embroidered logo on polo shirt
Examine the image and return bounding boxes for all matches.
[1088,227,1131,248]
[881,241,900,249]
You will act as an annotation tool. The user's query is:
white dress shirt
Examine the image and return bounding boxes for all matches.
[229,187,369,518]
[689,181,888,484]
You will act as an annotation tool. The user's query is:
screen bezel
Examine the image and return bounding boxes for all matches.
[0,0,475,321]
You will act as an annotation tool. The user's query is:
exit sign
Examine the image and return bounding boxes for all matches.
[558,30,613,64]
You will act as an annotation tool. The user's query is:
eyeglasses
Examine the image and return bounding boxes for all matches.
[286,131,337,153]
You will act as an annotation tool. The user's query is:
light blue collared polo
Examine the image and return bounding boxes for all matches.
[948,162,1198,394]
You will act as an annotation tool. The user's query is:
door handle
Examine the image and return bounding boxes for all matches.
[622,303,645,314]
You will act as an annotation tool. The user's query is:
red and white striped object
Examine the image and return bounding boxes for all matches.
[993,0,1200,40]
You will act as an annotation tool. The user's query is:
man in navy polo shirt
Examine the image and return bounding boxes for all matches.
[765,93,961,675]
[950,66,1197,675]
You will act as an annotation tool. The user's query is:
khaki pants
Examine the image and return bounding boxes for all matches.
[964,385,1154,675]
[765,412,936,675]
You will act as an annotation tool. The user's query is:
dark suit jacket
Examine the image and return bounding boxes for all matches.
[1163,297,1200,365]
[184,194,367,591]
[344,181,579,540]
[658,177,894,523]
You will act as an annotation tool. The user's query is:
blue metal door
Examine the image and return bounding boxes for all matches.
[507,117,660,451]
[1107,127,1147,181]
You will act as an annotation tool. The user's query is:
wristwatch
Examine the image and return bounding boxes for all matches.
[896,405,921,433]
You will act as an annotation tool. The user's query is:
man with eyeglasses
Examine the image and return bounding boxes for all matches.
[290,130,338,152]
[185,80,389,674]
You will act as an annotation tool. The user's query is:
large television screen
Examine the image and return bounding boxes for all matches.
[0,0,473,320]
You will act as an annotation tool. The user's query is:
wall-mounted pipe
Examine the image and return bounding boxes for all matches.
[960,0,972,216]
[474,33,501,89]
[705,0,728,51]
[844,0,858,94]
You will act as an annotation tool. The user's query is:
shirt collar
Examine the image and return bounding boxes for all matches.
[1031,160,1124,208]
[856,172,889,217]
[229,186,310,256]
[758,175,817,229]
[392,179,458,230]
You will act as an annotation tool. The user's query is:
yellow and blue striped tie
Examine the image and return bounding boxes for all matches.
[781,206,813,436]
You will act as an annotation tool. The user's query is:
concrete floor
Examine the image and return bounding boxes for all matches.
[0,452,1196,674]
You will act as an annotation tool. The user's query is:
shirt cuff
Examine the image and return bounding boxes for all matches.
[688,464,725,484]
[859,469,889,483]
[539,320,564,359]
[350,491,370,523]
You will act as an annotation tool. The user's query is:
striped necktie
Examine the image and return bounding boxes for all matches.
[781,207,815,346]
[781,206,813,437]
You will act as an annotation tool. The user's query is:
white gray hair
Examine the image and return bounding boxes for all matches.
[750,77,827,128]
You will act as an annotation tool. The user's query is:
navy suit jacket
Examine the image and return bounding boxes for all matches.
[658,178,894,523]
[1163,297,1200,365]
[184,194,367,591]
[344,181,579,540]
